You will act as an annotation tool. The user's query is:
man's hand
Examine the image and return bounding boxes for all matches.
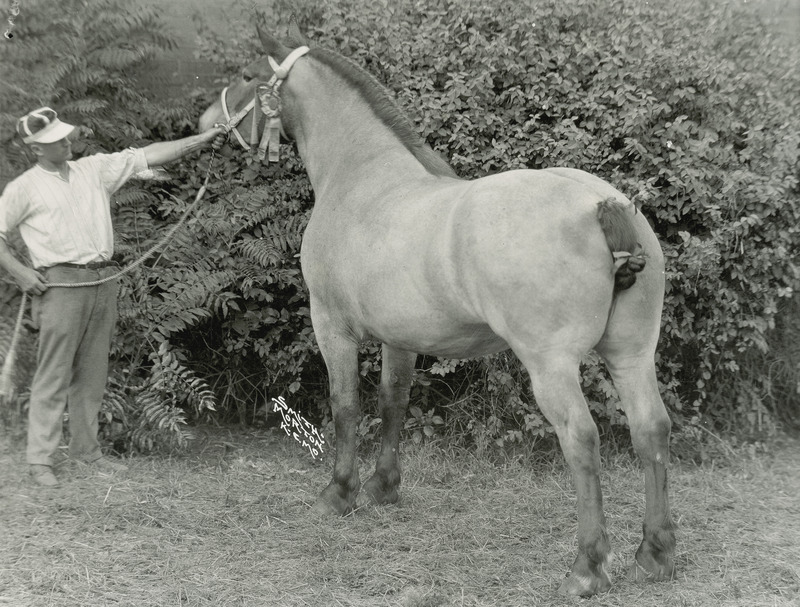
[0,239,47,296]
[199,126,227,150]
[15,267,47,296]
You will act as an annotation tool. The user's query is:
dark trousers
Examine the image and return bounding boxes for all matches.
[26,266,118,466]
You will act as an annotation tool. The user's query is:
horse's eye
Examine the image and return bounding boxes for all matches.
[242,72,254,83]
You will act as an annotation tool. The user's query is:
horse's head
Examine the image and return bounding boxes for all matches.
[198,17,307,155]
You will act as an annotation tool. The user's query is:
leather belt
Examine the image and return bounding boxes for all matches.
[49,260,119,270]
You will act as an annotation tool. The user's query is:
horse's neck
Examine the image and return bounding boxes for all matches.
[289,71,429,201]
[298,132,423,200]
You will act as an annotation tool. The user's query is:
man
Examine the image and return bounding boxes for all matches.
[0,106,225,486]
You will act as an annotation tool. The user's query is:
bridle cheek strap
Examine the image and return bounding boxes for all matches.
[217,46,310,163]
[218,88,255,150]
[257,46,310,162]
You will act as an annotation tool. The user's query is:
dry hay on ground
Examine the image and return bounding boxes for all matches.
[0,428,798,606]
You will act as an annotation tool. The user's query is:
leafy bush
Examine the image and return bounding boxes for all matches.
[198,0,800,447]
[2,0,798,454]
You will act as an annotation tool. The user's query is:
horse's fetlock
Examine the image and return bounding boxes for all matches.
[332,471,360,494]
[644,519,677,554]
[583,527,612,565]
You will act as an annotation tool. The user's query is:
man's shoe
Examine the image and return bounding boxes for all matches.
[29,465,59,487]
[88,457,128,473]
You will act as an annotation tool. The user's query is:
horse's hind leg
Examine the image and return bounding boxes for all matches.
[359,344,417,507]
[596,257,676,582]
[599,346,676,582]
[518,352,612,597]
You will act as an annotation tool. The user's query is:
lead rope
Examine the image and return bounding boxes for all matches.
[0,150,218,400]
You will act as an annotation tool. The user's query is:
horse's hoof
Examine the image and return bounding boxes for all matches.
[310,484,355,516]
[558,569,612,597]
[359,476,399,507]
[628,538,676,583]
[310,499,342,517]
[354,491,376,509]
[628,557,676,583]
[355,488,398,508]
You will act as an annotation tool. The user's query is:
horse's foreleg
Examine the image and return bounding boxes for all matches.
[524,355,612,597]
[311,328,361,516]
[358,345,417,507]
[605,359,676,582]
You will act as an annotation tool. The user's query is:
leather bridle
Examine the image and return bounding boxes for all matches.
[215,46,310,163]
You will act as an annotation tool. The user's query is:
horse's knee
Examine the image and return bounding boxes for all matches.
[559,415,602,471]
[630,410,671,463]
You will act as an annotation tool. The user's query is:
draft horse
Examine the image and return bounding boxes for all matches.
[200,21,676,596]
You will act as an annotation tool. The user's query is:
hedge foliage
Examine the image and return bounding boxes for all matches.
[1,0,798,453]
[198,0,800,447]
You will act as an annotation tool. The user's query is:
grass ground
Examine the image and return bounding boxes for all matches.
[0,426,798,607]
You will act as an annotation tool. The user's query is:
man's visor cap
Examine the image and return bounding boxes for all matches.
[17,107,75,144]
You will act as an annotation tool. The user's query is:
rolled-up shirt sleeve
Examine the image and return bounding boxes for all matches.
[84,147,149,196]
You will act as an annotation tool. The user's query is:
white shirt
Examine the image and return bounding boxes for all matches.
[0,148,147,269]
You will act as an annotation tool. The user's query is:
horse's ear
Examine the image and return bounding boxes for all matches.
[286,16,307,47]
[255,11,290,59]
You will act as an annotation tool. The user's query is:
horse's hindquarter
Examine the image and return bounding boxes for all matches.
[302,170,619,358]
[438,171,619,355]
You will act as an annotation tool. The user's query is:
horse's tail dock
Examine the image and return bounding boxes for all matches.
[596,197,646,292]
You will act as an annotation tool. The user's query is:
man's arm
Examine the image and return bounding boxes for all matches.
[141,127,225,167]
[0,238,46,295]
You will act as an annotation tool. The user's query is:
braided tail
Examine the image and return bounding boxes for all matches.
[597,197,646,292]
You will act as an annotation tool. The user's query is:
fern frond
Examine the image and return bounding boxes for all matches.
[59,65,105,93]
[129,389,191,453]
[150,342,217,414]
[236,190,277,232]
[150,305,212,336]
[149,105,193,123]
[59,97,110,116]
[236,238,285,268]
[114,188,157,207]
[101,374,130,427]
[40,57,82,91]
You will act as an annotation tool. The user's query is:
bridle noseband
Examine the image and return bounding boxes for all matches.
[215,45,310,163]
